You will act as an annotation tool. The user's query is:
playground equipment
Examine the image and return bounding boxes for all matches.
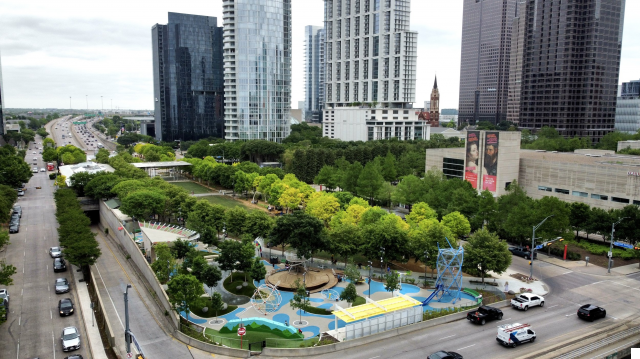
[421,238,464,306]
[250,281,283,315]
[321,288,340,301]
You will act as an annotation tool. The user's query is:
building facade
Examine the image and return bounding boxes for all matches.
[222,0,292,143]
[152,13,225,142]
[0,48,4,135]
[506,1,527,124]
[458,0,517,126]
[304,25,325,122]
[511,0,626,143]
[323,0,418,109]
[615,79,640,134]
[429,76,440,126]
[323,107,429,141]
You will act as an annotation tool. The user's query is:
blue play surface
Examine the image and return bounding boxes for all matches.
[362,281,421,296]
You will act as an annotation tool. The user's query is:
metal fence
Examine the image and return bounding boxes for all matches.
[344,306,423,341]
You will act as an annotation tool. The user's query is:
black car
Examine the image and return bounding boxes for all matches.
[427,351,463,359]
[13,205,22,218]
[577,304,606,321]
[508,247,537,260]
[10,215,20,226]
[467,305,503,325]
[9,223,19,234]
[58,298,74,316]
[64,355,83,359]
[55,278,70,294]
[53,258,67,272]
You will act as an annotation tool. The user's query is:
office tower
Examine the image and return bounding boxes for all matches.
[424,101,430,111]
[615,79,640,134]
[152,13,225,142]
[512,0,625,143]
[506,1,527,124]
[324,0,418,109]
[223,0,292,142]
[458,0,517,126]
[0,48,4,135]
[429,76,440,126]
[305,25,325,122]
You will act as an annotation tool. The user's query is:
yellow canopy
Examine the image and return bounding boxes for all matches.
[332,294,422,323]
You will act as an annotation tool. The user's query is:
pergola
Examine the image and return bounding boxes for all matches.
[131,161,192,178]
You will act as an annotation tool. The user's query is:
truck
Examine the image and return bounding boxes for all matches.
[511,293,545,311]
[466,305,503,325]
[496,323,536,348]
[47,163,55,171]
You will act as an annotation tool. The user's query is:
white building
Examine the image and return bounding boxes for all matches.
[59,162,115,187]
[323,107,429,141]
[304,26,325,122]
[439,114,458,124]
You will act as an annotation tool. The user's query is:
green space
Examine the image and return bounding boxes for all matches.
[223,272,256,297]
[191,296,238,318]
[302,305,333,316]
[205,326,315,349]
[171,181,212,194]
[201,195,250,210]
[353,295,366,307]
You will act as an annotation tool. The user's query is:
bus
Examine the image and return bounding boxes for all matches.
[47,163,55,171]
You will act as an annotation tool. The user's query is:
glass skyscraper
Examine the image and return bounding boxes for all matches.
[152,12,225,142]
[223,0,292,143]
[615,79,640,134]
[0,48,4,135]
[304,25,325,122]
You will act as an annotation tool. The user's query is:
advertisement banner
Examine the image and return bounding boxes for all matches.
[464,131,480,189]
[482,131,499,192]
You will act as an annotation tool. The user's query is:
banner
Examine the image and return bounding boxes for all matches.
[482,131,499,192]
[464,131,480,189]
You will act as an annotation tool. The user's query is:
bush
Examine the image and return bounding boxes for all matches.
[548,246,581,260]
[49,173,57,180]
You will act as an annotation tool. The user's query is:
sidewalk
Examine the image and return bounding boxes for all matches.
[536,253,640,276]
[71,264,109,359]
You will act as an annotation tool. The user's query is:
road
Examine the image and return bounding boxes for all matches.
[307,256,640,359]
[0,130,89,359]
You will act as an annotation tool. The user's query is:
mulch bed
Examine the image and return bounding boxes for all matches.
[546,243,637,269]
[509,273,537,282]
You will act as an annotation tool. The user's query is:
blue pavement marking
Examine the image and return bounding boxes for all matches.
[328,319,346,330]
[362,281,421,296]
[219,307,245,321]
[261,260,280,270]
[180,311,207,324]
[301,325,320,338]
[309,297,324,303]
[272,313,290,325]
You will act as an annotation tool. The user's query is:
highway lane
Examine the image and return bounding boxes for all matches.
[0,131,88,359]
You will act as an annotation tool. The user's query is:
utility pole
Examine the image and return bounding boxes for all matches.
[380,247,385,278]
[124,284,132,355]
[608,217,629,273]
[368,261,372,298]
[530,215,554,279]
[423,251,429,288]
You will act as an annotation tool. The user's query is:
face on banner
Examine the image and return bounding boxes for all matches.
[465,131,480,189]
[482,132,499,192]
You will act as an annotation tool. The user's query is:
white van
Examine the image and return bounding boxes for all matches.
[496,323,536,348]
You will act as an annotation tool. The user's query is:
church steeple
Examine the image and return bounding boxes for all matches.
[433,75,438,90]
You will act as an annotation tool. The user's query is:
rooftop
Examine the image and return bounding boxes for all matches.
[520,150,640,168]
[131,161,193,168]
[59,162,115,186]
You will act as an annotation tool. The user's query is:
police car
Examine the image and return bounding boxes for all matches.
[496,323,536,348]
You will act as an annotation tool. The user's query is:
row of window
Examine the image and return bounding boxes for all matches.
[328,58,401,81]
[537,186,639,205]
[327,34,402,61]
[327,80,400,102]
[328,0,390,19]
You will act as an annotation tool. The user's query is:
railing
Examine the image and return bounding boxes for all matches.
[554,325,640,359]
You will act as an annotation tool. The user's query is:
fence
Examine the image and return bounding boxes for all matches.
[344,306,423,341]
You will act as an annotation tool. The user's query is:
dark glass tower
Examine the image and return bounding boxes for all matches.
[458,0,517,126]
[0,48,4,135]
[513,0,626,143]
[152,12,224,142]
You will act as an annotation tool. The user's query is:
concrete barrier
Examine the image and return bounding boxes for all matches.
[173,330,251,358]
[90,269,116,348]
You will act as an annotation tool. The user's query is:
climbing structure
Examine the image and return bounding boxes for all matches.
[421,238,464,306]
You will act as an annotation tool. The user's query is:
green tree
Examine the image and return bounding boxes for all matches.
[463,229,512,283]
[381,152,397,182]
[95,148,110,164]
[314,165,339,191]
[569,202,591,241]
[63,232,102,269]
[344,261,361,284]
[120,190,166,220]
[84,173,122,200]
[383,271,400,297]
[375,182,396,210]
[362,214,410,263]
[0,260,17,286]
[441,211,471,239]
[405,202,438,227]
[328,223,363,266]
[343,161,363,194]
[209,292,225,323]
[172,239,193,260]
[339,283,358,307]
[225,207,248,237]
[474,190,498,230]
[201,264,223,300]
[0,146,32,187]
[244,210,274,240]
[289,279,309,325]
[249,258,267,282]
[282,212,326,260]
[167,274,204,323]
[54,174,67,187]
[188,201,226,244]
[306,192,341,225]
[42,147,58,162]
[357,161,384,203]
[36,128,49,138]
[0,230,9,250]
[151,243,176,284]
[69,172,98,197]
[392,175,424,205]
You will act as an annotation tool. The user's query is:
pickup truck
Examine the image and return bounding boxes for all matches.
[511,293,544,311]
[467,305,503,325]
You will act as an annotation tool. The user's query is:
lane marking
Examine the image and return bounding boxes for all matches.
[610,281,640,292]
[368,356,380,359]
[19,316,21,325]
[547,305,558,309]
[16,343,19,359]
[50,309,52,319]
[439,335,456,340]
[52,331,56,359]
[562,271,573,275]
[93,260,125,329]
[498,317,511,322]
[611,316,618,320]
[456,344,476,351]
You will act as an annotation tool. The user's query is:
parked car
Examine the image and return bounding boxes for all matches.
[50,246,62,258]
[511,293,545,311]
[497,323,536,348]
[40,168,46,172]
[18,189,25,195]
[577,304,606,321]
[0,289,9,304]
[13,205,22,217]
[467,305,503,325]
[58,298,74,316]
[53,258,67,272]
[427,351,463,359]
[63,355,83,359]
[10,214,20,225]
[9,223,19,233]
[55,278,70,294]
[61,326,81,351]
[508,247,537,260]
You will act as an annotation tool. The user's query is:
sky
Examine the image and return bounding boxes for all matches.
[0,0,638,111]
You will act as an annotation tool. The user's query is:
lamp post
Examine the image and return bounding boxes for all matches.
[423,251,429,288]
[530,215,554,279]
[608,217,629,273]
[380,247,385,278]
[368,260,372,298]
[123,284,132,355]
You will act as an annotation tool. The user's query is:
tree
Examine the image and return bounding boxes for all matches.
[569,202,591,241]
[167,274,204,323]
[474,190,498,230]
[36,127,49,138]
[343,161,363,194]
[201,265,223,299]
[381,152,397,182]
[225,207,248,237]
[95,148,110,164]
[120,190,166,220]
[463,229,512,283]
[150,243,176,284]
[172,239,193,260]
[69,172,98,197]
[306,192,341,225]
[392,175,424,205]
[84,174,122,200]
[217,240,253,282]
[357,161,384,203]
[279,187,302,213]
[0,146,32,187]
[42,147,58,162]
[282,212,326,260]
[63,233,102,269]
[289,279,309,325]
[405,202,438,227]
[209,292,225,324]
[249,258,267,283]
[344,261,361,283]
[0,230,9,251]
[314,165,339,191]
[54,175,67,187]
[408,219,454,278]
[0,260,17,286]
[340,283,358,307]
[383,271,400,297]
[375,182,396,210]
[441,211,471,239]
[362,214,410,263]
[243,210,274,240]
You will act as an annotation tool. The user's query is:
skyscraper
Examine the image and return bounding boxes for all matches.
[510,0,626,143]
[152,12,225,142]
[506,1,527,124]
[615,79,640,134]
[458,0,517,126]
[223,0,292,143]
[0,48,4,135]
[323,0,418,109]
[304,25,325,122]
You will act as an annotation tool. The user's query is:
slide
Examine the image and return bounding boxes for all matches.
[421,284,443,306]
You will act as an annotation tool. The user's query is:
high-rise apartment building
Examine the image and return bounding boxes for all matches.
[615,79,640,134]
[152,13,225,142]
[305,25,325,122]
[323,0,418,109]
[458,0,517,126]
[223,0,292,143]
[0,48,4,135]
[510,0,626,143]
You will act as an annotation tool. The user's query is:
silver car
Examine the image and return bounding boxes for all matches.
[50,247,62,258]
[61,326,81,351]
[55,278,70,294]
[0,289,8,303]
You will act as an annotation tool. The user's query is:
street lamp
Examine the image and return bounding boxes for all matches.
[423,251,429,288]
[368,260,372,298]
[123,283,132,354]
[380,247,385,278]
[530,215,554,279]
[608,217,629,273]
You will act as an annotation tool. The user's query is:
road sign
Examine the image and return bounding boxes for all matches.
[608,251,613,258]
[127,353,132,358]
[613,241,635,249]
[238,327,246,336]
[534,245,544,250]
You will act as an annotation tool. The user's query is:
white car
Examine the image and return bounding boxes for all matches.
[40,168,46,172]
[497,323,536,348]
[511,293,545,311]
[0,289,8,303]
[32,168,38,173]
[61,326,81,352]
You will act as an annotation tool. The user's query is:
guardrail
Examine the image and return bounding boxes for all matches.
[554,325,640,359]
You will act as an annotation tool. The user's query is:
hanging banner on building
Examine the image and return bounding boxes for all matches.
[482,131,499,192]
[464,131,480,189]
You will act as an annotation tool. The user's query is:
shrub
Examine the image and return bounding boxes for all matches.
[49,173,57,180]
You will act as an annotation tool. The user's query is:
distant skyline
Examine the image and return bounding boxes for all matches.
[0,0,638,111]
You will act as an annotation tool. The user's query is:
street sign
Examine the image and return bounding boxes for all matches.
[608,251,613,258]
[534,245,544,250]
[127,353,132,358]
[238,327,246,336]
[613,241,635,249]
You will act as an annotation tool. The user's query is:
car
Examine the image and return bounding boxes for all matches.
[0,289,9,303]
[50,246,63,258]
[32,151,36,154]
[61,326,81,351]
[577,304,606,321]
[12,205,22,218]
[64,355,83,359]
[53,258,67,272]
[40,168,46,172]
[32,168,38,173]
[511,293,545,311]
[9,223,19,234]
[18,188,26,195]
[497,323,536,348]
[427,351,463,359]
[58,298,74,316]
[467,305,503,325]
[10,216,20,227]
[508,246,537,260]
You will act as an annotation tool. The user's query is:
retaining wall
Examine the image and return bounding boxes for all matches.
[173,331,251,358]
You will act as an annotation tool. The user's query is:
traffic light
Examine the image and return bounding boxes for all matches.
[559,238,564,242]
[529,261,532,266]
[546,242,553,246]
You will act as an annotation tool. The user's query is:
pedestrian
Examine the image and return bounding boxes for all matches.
[387,265,390,274]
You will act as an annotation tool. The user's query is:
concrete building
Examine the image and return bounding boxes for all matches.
[615,79,640,134]
[0,47,4,135]
[618,140,640,152]
[304,25,325,122]
[152,13,225,142]
[426,131,640,210]
[323,107,429,141]
[430,127,464,140]
[223,0,292,143]
[439,114,458,125]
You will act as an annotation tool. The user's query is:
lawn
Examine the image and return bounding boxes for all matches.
[353,295,366,307]
[205,326,309,349]
[171,181,212,194]
[302,305,333,315]
[223,272,257,297]
[201,195,250,210]
[191,296,238,318]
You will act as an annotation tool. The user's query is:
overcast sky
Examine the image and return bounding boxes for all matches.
[0,0,638,111]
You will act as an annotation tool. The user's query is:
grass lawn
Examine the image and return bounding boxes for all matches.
[352,296,366,307]
[205,326,305,348]
[302,305,333,315]
[201,195,250,210]
[171,181,213,194]
[191,296,238,318]
[223,272,256,297]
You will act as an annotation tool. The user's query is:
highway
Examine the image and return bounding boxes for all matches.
[0,128,89,359]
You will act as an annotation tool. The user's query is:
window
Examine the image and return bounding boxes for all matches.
[345,61,350,80]
[372,58,378,79]
[394,57,400,77]
[383,80,389,101]
[353,82,359,101]
[327,44,332,61]
[368,126,374,141]
[327,22,333,40]
[345,84,349,102]
[383,57,389,78]
[336,62,341,80]
[384,11,391,32]
[363,37,369,57]
[394,33,401,54]
[395,126,401,138]
[365,0,370,12]
[555,188,569,195]
[355,0,360,14]
[373,13,379,34]
[336,41,341,60]
[612,197,630,204]
[364,15,369,35]
[345,18,350,38]
[355,17,360,36]
[384,34,390,55]
[393,80,399,101]
[337,20,341,39]
[385,126,392,138]
[354,60,359,80]
[363,59,369,79]
[363,82,368,101]
[346,0,351,15]
[374,0,379,11]
[373,36,379,56]
[572,191,588,198]
[336,83,341,102]
[372,81,378,101]
[327,84,332,101]
[328,63,332,81]
[443,158,464,179]
[385,0,391,8]
[590,194,608,200]
[337,0,342,16]
[345,40,350,59]
[354,39,360,58]
[633,200,640,206]
[538,186,553,192]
